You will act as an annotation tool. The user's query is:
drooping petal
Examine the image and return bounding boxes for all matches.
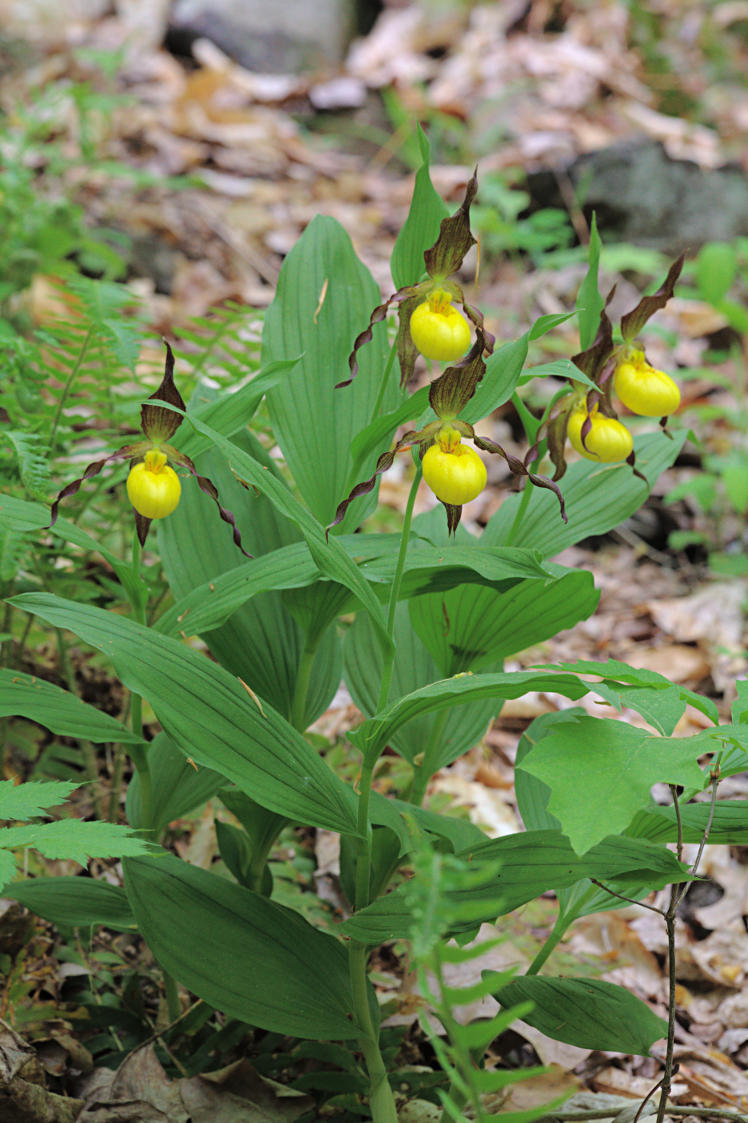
[473,433,567,523]
[49,442,149,527]
[168,448,252,558]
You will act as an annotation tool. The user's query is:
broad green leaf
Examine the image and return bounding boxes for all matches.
[363,541,551,589]
[409,571,598,676]
[521,715,707,853]
[8,877,136,931]
[630,801,748,845]
[154,541,321,638]
[180,413,392,655]
[483,430,687,557]
[540,659,720,729]
[0,494,51,532]
[349,386,430,471]
[1,819,150,862]
[491,976,666,1056]
[262,215,400,530]
[340,829,687,943]
[344,605,497,769]
[351,671,589,762]
[0,778,78,820]
[159,436,339,725]
[576,214,604,350]
[390,127,449,289]
[516,712,694,923]
[124,854,361,1040]
[11,594,360,837]
[0,669,142,744]
[126,733,225,832]
[462,313,575,425]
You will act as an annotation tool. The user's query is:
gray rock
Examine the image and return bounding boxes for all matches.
[526,139,748,252]
[170,0,368,72]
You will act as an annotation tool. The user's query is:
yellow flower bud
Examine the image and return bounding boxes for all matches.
[409,290,471,362]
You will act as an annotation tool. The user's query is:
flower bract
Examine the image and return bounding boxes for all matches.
[126,449,181,520]
[567,407,633,463]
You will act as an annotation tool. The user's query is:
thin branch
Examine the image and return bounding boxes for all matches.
[589,880,665,916]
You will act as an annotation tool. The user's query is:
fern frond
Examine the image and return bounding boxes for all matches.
[0,524,30,583]
[179,301,263,388]
[2,429,51,498]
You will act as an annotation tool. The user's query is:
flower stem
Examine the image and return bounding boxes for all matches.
[349,942,398,1123]
[348,462,421,1122]
[377,464,421,714]
[125,531,154,832]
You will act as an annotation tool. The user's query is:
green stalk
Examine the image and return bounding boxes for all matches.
[409,708,450,806]
[377,464,421,714]
[124,531,154,832]
[48,326,93,448]
[349,942,399,1123]
[348,463,421,1121]
[526,908,571,976]
[290,642,317,732]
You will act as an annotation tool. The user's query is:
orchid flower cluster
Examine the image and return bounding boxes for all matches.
[331,171,568,535]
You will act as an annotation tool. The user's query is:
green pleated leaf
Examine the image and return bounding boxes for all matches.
[344,605,497,769]
[390,128,449,289]
[630,801,748,845]
[181,413,392,655]
[409,570,598,677]
[491,976,666,1056]
[462,313,574,424]
[0,668,142,744]
[126,733,226,832]
[124,854,361,1040]
[576,214,604,350]
[349,386,430,472]
[341,828,687,943]
[154,542,320,639]
[159,436,339,725]
[262,215,401,530]
[521,714,707,853]
[483,430,687,557]
[351,670,589,762]
[9,877,136,931]
[10,594,360,837]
